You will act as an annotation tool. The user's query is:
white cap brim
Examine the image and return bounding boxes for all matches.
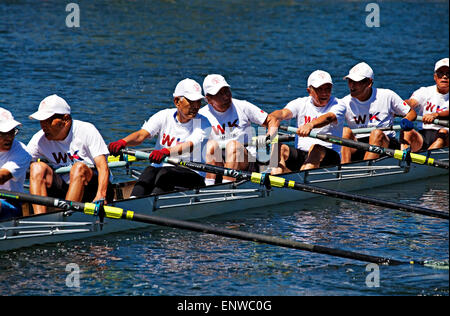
[183,93,204,101]
[310,80,332,88]
[173,92,204,101]
[0,119,21,133]
[344,73,367,81]
[205,83,230,96]
[29,111,56,121]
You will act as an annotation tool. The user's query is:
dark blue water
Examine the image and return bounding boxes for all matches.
[0,0,448,296]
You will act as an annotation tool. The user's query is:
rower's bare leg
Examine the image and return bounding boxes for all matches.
[28,162,54,214]
[223,140,249,182]
[205,140,223,185]
[400,130,423,152]
[428,129,449,150]
[364,129,390,160]
[65,162,93,202]
[341,127,357,164]
[301,145,326,170]
[271,144,291,175]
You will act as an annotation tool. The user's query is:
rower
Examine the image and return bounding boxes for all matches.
[402,58,449,151]
[199,74,277,184]
[107,78,211,197]
[267,70,346,174]
[0,108,31,220]
[340,62,418,163]
[27,94,113,214]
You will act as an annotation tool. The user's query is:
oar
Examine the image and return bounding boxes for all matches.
[0,189,443,267]
[53,155,137,174]
[415,116,449,128]
[53,150,146,174]
[352,116,449,134]
[123,149,449,220]
[352,125,402,135]
[218,134,295,149]
[54,161,131,174]
[280,126,449,170]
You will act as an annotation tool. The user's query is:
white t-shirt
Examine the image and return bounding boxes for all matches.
[285,96,346,153]
[410,85,449,130]
[199,98,268,157]
[0,140,31,192]
[27,120,109,183]
[342,88,411,138]
[141,108,211,168]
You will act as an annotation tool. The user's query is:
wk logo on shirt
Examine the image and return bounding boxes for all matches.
[212,119,239,135]
[304,116,317,124]
[161,133,181,146]
[425,101,445,113]
[353,112,380,124]
[52,150,84,164]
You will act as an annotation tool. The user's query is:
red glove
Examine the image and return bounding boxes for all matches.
[148,148,170,164]
[108,139,127,155]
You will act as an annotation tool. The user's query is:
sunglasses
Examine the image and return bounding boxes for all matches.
[0,128,19,138]
[435,71,449,78]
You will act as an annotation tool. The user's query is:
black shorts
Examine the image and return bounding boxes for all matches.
[419,129,440,150]
[131,165,206,197]
[48,171,114,202]
[285,146,341,171]
[352,135,400,161]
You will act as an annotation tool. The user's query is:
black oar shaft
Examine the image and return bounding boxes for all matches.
[313,132,449,170]
[287,181,449,220]
[130,212,406,265]
[161,157,449,220]
[0,189,408,265]
[315,134,449,169]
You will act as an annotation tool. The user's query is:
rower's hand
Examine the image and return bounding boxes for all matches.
[148,148,170,164]
[422,113,438,124]
[108,139,127,155]
[297,122,314,137]
[400,118,414,131]
[92,198,106,216]
[93,195,107,204]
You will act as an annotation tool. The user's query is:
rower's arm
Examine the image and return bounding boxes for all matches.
[404,98,419,109]
[93,155,110,203]
[122,129,151,147]
[297,112,337,137]
[429,110,449,119]
[422,109,449,123]
[404,108,417,122]
[405,98,449,121]
[266,109,294,135]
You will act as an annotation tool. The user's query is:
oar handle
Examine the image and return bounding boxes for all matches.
[54,161,130,174]
[416,115,449,128]
[351,125,402,135]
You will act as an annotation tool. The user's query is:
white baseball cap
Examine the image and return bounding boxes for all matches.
[29,94,71,121]
[307,70,333,88]
[173,78,204,101]
[203,74,230,96]
[344,62,374,81]
[434,58,449,71]
[0,107,21,133]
